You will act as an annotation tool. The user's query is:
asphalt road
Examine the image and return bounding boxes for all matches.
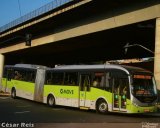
[0,96,160,128]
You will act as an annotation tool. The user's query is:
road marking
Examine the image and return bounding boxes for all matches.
[14,111,30,114]
[16,105,31,108]
[0,97,10,100]
[52,108,65,111]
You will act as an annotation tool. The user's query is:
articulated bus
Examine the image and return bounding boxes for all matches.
[1,64,158,113]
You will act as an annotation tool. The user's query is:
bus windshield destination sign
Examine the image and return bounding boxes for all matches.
[133,75,152,79]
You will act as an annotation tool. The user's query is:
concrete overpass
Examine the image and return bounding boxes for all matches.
[0,0,160,89]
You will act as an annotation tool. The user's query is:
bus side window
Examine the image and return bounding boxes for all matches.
[25,70,36,82]
[8,69,14,80]
[14,70,22,80]
[21,70,27,81]
[92,72,105,89]
[105,72,112,92]
[30,71,36,82]
[45,71,52,85]
[52,72,64,85]
[64,72,78,86]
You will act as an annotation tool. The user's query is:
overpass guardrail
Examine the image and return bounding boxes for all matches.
[0,0,73,33]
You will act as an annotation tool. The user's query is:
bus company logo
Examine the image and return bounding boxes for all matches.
[60,89,74,94]
[142,122,159,128]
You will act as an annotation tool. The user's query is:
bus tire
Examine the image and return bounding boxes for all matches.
[47,95,55,107]
[96,99,108,114]
[11,88,16,99]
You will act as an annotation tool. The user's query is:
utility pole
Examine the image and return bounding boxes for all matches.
[18,0,22,17]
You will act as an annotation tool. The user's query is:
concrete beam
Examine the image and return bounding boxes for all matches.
[53,3,160,41]
[0,3,160,54]
[0,34,55,53]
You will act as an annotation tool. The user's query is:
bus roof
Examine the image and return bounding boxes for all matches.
[53,64,152,74]
[5,64,152,75]
[54,64,105,70]
[14,64,47,69]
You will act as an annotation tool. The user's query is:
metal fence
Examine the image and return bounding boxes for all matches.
[0,0,73,33]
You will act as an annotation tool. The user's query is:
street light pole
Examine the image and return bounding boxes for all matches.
[124,43,154,54]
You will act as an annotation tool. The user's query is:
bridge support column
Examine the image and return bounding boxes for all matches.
[154,18,160,90]
[0,54,4,91]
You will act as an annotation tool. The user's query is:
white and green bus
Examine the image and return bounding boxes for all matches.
[1,64,158,113]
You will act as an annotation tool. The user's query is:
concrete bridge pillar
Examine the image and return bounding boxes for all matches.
[154,18,160,90]
[0,54,4,91]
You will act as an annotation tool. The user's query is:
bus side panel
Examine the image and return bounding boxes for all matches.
[85,87,113,111]
[1,78,7,92]
[44,85,79,107]
[11,80,35,100]
[2,78,15,93]
[5,80,13,93]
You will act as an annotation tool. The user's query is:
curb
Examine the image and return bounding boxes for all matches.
[0,92,10,97]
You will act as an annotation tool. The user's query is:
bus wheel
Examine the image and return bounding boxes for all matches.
[47,95,55,107]
[96,99,108,114]
[11,88,16,99]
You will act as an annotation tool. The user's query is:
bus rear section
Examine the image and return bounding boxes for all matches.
[1,64,46,103]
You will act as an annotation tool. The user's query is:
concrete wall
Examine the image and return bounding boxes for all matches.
[154,18,160,90]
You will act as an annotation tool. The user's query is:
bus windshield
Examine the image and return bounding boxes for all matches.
[131,74,157,103]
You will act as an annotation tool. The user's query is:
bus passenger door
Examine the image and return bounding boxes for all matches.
[112,78,127,112]
[79,74,91,107]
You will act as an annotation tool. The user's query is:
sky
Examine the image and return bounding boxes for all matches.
[0,0,53,27]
